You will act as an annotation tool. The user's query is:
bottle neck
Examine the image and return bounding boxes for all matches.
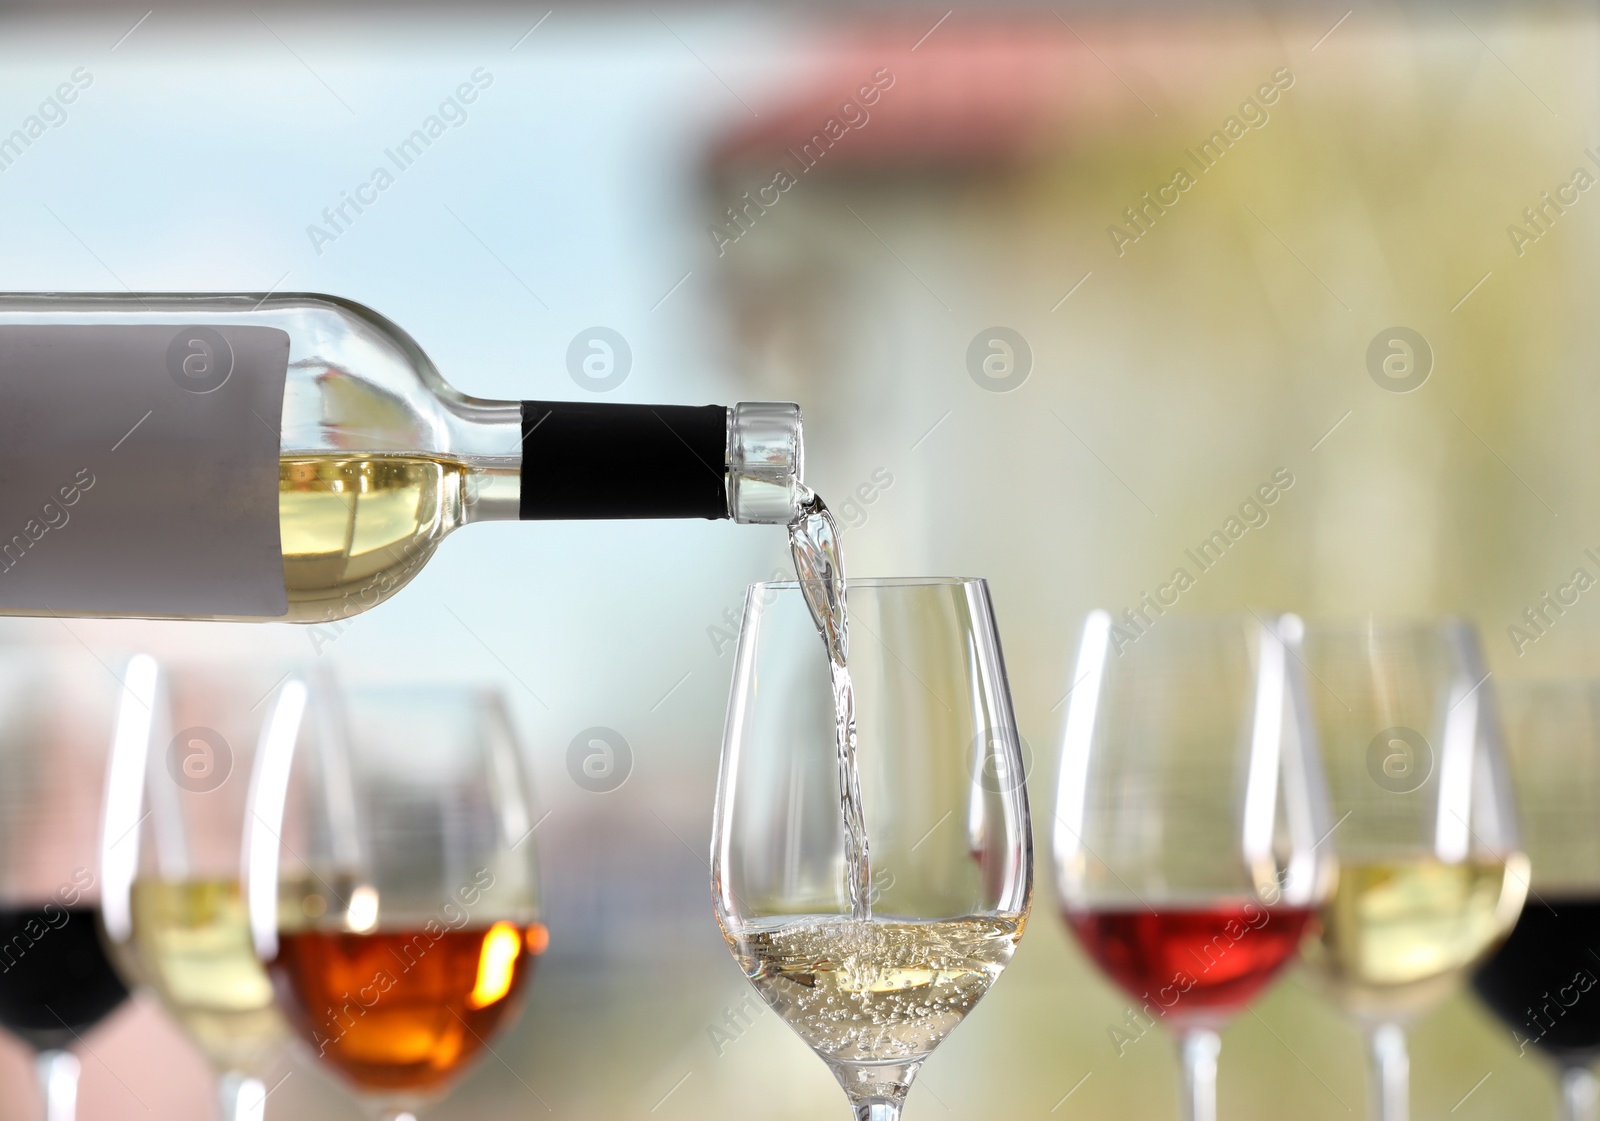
[448,399,803,526]
[519,401,731,520]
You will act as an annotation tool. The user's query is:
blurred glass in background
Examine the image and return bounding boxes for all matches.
[0,2,1595,1118]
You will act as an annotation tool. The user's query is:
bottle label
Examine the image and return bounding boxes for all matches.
[0,325,289,617]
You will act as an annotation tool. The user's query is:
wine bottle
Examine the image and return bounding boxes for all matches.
[0,293,804,622]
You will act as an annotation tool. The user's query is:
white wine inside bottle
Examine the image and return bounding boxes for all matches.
[0,294,805,622]
[279,453,468,622]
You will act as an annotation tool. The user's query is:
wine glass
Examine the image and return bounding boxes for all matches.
[1300,618,1527,1121]
[1471,679,1600,1121]
[244,683,545,1121]
[0,648,132,1121]
[1054,612,1335,1121]
[713,577,1032,1121]
[100,656,299,1121]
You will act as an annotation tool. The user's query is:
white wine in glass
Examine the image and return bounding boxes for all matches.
[128,878,282,1080]
[100,657,303,1121]
[713,577,1032,1121]
[1300,619,1527,1121]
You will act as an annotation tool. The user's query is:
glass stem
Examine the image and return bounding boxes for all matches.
[1176,1028,1221,1121]
[35,1050,80,1121]
[218,1073,267,1121]
[1561,1065,1599,1121]
[851,1099,903,1121]
[1364,1022,1409,1121]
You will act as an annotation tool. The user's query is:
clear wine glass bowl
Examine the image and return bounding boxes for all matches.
[712,577,1032,1121]
[0,648,131,1121]
[1299,618,1526,1121]
[1470,678,1600,1121]
[1053,612,1335,1121]
[100,656,300,1121]
[245,683,545,1121]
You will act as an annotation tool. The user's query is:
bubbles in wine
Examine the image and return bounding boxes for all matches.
[732,915,1020,1065]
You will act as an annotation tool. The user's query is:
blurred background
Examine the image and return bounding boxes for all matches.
[0,1,1595,1117]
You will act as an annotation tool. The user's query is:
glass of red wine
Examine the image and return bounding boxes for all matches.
[1054,611,1335,1121]
[0,649,133,1121]
[1472,679,1600,1121]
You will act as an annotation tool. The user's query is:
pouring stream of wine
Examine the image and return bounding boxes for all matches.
[787,488,872,921]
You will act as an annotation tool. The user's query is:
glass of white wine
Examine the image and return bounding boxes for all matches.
[1300,619,1527,1121]
[100,656,305,1121]
[713,577,1032,1121]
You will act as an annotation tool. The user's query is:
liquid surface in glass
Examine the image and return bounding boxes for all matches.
[0,905,130,1050]
[730,915,1021,1064]
[1067,903,1316,1023]
[268,921,545,1092]
[1304,856,1527,1021]
[1473,896,1600,1063]
[130,877,285,1074]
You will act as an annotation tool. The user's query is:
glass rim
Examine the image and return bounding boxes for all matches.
[750,575,987,592]
[1298,613,1474,633]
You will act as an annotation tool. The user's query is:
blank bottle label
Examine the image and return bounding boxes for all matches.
[0,325,289,617]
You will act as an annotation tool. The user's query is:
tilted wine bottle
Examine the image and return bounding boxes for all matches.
[0,293,804,621]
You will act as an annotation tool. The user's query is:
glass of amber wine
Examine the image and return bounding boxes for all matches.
[245,684,545,1121]
[100,657,300,1121]
[713,577,1032,1121]
[1300,619,1527,1121]
[1055,612,1336,1121]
